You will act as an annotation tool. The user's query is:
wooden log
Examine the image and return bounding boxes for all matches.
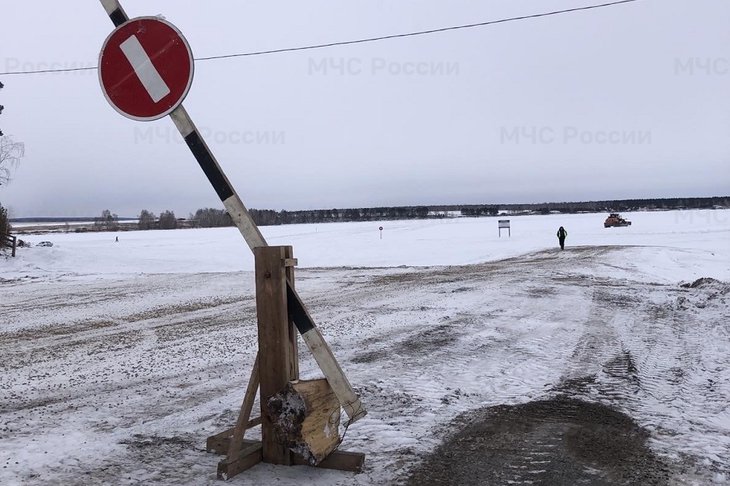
[267,379,341,466]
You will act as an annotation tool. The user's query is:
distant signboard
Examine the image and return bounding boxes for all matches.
[498,219,511,237]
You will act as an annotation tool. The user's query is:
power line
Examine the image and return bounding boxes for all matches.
[1,0,639,76]
[196,0,639,61]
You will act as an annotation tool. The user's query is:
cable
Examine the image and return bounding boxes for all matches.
[0,0,639,76]
[1,66,98,75]
[196,0,638,62]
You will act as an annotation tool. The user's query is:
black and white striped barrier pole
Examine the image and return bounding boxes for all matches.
[98,0,365,424]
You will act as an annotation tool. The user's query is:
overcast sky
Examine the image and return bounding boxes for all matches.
[1,0,728,217]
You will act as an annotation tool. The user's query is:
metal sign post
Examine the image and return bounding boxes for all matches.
[97,0,365,478]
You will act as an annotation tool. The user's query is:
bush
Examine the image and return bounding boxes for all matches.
[0,203,10,248]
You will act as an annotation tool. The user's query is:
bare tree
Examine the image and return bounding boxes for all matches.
[193,207,233,227]
[138,209,156,230]
[94,209,119,231]
[0,135,25,186]
[1,82,26,243]
[158,210,177,230]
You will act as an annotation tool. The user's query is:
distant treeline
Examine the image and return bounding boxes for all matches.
[460,196,729,214]
[10,197,728,229]
[187,206,432,227]
[248,206,431,226]
[246,196,727,226]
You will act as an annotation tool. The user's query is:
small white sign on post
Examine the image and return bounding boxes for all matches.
[498,219,511,237]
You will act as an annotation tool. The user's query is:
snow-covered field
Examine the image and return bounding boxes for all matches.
[4,210,729,282]
[1,209,729,485]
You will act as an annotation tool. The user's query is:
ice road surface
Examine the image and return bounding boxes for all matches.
[1,209,728,485]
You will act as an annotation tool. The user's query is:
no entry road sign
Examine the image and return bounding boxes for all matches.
[99,17,194,121]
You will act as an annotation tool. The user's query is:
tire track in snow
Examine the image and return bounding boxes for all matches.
[609,281,730,478]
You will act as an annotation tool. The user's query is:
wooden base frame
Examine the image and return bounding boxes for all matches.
[209,435,365,478]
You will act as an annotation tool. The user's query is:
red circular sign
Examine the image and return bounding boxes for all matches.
[99,17,194,121]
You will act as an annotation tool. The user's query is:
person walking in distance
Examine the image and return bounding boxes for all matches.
[557,226,567,250]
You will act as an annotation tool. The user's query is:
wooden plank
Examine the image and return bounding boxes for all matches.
[255,246,294,465]
[209,437,260,456]
[207,439,225,455]
[222,193,267,251]
[98,0,128,21]
[207,427,235,454]
[207,423,262,455]
[247,416,262,429]
[292,450,366,473]
[207,435,229,455]
[227,354,260,459]
[217,442,263,480]
[209,427,233,441]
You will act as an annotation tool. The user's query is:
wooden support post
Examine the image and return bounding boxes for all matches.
[255,246,297,465]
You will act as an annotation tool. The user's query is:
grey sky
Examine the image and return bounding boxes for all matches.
[1,0,728,217]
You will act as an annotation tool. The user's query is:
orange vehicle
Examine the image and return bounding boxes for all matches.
[604,213,632,228]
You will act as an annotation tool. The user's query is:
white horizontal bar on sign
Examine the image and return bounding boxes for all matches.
[119,35,171,103]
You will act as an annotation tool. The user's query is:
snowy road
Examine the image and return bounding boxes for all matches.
[1,244,728,485]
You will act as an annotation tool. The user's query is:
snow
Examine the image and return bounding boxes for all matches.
[4,209,729,282]
[1,209,729,485]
